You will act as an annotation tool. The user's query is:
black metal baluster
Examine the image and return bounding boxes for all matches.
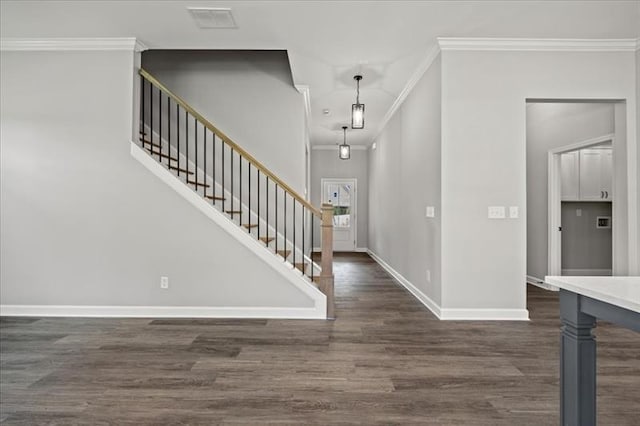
[230,148,234,218]
[257,170,260,239]
[274,183,278,253]
[248,164,251,230]
[167,97,171,166]
[283,195,286,260]
[211,133,219,206]
[310,214,314,282]
[150,84,153,154]
[185,110,189,175]
[140,77,145,143]
[240,156,242,220]
[302,207,305,276]
[158,90,162,162]
[176,104,180,177]
[204,127,207,197]
[195,119,199,192]
[266,177,269,243]
[293,200,296,268]
[222,141,225,212]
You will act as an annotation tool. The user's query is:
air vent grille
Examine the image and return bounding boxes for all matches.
[188,8,237,29]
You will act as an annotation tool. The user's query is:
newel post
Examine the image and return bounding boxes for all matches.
[319,203,335,319]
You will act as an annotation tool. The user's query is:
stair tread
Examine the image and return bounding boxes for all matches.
[277,250,291,258]
[187,180,211,188]
[204,195,225,201]
[167,165,194,175]
[243,224,258,229]
[146,148,178,162]
[259,237,275,244]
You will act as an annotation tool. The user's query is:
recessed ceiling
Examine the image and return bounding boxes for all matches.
[2,1,638,147]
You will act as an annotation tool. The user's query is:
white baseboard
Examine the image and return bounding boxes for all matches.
[0,305,324,319]
[526,275,559,291]
[367,250,529,321]
[367,250,442,318]
[561,269,612,276]
[439,308,529,321]
[355,247,369,253]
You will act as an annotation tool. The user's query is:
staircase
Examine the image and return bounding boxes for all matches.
[136,68,335,319]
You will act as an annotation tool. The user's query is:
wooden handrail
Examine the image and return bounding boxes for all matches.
[139,68,321,217]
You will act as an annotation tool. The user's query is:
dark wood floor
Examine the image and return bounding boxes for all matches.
[1,253,638,425]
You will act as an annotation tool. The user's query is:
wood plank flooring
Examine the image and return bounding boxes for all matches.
[1,252,638,424]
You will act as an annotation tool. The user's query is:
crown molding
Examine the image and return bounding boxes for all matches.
[295,85,311,122]
[373,44,441,142]
[437,37,639,52]
[312,144,369,151]
[0,37,148,52]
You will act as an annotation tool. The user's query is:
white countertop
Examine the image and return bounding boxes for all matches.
[545,276,640,313]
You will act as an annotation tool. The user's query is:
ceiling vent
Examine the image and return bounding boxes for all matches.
[187,8,237,29]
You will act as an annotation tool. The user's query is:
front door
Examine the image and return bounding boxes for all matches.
[322,179,356,251]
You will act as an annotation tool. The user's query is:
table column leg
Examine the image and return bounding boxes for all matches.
[560,290,597,426]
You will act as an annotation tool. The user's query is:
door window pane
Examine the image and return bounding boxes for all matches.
[326,183,351,228]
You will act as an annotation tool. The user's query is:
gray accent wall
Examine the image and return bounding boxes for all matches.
[0,50,313,309]
[310,148,369,249]
[561,202,612,272]
[526,103,615,280]
[369,54,442,306]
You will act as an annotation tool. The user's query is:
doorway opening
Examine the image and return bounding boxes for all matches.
[548,135,614,277]
[321,178,357,252]
[525,100,628,293]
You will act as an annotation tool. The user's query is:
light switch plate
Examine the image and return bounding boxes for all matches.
[509,206,519,219]
[426,206,435,218]
[488,206,506,219]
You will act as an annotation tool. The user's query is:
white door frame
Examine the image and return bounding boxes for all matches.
[321,178,357,251]
[547,133,615,276]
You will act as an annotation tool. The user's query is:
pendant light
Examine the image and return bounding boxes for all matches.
[339,126,350,160]
[351,75,364,129]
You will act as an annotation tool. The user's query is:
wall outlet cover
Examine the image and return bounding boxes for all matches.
[426,206,435,218]
[509,206,519,219]
[488,206,506,219]
[160,276,169,289]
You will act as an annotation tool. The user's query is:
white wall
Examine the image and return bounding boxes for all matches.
[369,54,442,306]
[526,102,615,280]
[142,50,306,195]
[310,148,368,249]
[441,49,637,313]
[0,50,316,313]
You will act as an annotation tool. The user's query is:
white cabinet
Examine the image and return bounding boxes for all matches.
[561,151,580,201]
[561,147,612,202]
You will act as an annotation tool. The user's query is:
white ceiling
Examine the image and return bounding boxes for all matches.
[2,1,639,146]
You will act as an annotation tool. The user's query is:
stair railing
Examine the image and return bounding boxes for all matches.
[138,68,334,319]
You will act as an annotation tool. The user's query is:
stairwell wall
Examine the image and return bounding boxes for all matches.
[141,50,306,196]
[0,49,318,315]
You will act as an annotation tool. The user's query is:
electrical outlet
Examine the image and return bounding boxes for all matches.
[426,206,435,218]
[160,276,169,289]
[576,209,582,217]
[426,270,431,283]
[509,206,519,219]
